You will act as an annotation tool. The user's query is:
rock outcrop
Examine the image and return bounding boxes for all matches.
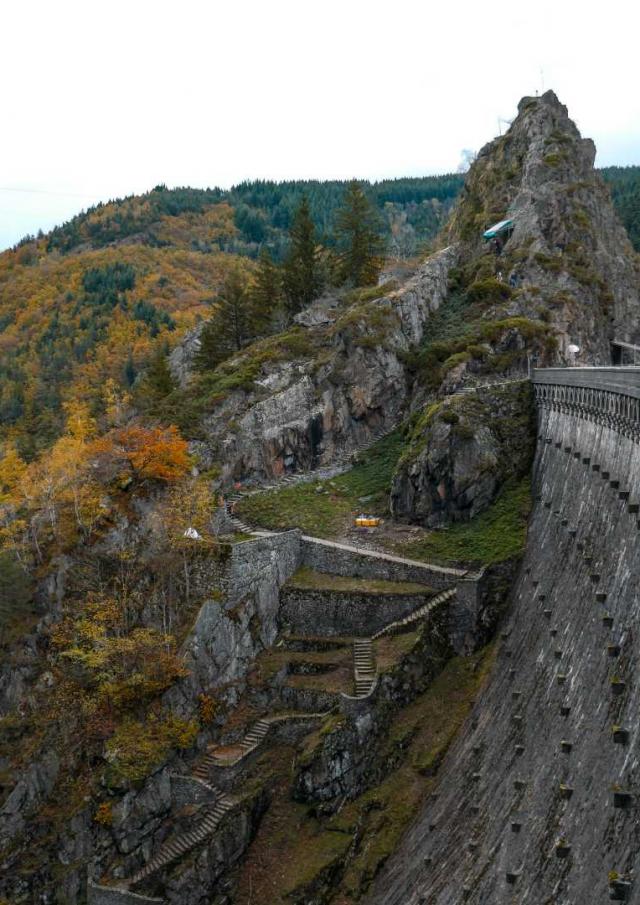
[185,245,459,483]
[447,90,640,364]
[392,382,535,526]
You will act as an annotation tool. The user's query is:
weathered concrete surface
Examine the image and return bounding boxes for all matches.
[367,405,640,904]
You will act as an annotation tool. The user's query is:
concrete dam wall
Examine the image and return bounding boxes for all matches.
[367,368,640,905]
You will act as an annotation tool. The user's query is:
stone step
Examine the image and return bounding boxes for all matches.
[128,795,235,888]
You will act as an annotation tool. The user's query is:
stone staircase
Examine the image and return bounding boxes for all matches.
[371,588,457,640]
[126,784,235,890]
[353,639,376,696]
[195,712,327,774]
[349,588,457,698]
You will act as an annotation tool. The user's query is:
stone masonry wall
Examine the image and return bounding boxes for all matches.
[279,586,432,637]
[367,403,640,905]
[300,536,465,590]
[168,531,301,712]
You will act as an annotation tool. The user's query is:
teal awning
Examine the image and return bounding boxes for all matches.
[483,218,514,240]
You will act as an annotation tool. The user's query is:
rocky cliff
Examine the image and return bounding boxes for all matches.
[187,246,458,483]
[178,92,639,493]
[391,381,535,526]
[447,90,640,364]
[389,90,640,527]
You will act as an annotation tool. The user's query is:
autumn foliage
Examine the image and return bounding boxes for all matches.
[92,424,191,483]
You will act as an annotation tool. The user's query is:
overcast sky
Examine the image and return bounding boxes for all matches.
[1,0,639,251]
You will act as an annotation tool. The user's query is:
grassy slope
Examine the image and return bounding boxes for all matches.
[236,431,404,536]
[239,427,531,568]
[286,566,431,596]
[389,478,532,567]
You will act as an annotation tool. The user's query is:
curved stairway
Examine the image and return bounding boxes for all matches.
[125,783,235,890]
[350,588,457,698]
[371,588,457,640]
[194,711,328,775]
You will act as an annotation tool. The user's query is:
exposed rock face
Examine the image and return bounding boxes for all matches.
[169,323,204,388]
[169,531,301,713]
[0,751,60,849]
[367,403,640,905]
[391,382,535,526]
[447,90,640,363]
[187,245,458,483]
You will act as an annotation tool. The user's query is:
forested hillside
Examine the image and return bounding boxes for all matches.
[601,165,640,250]
[2,168,639,459]
[0,176,462,458]
[39,175,465,261]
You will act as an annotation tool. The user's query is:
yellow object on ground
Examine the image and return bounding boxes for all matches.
[355,517,381,528]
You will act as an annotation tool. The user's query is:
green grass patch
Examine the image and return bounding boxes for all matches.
[236,430,405,537]
[393,477,531,567]
[342,281,398,306]
[286,566,430,596]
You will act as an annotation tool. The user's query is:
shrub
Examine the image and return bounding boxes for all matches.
[465,277,513,306]
[105,712,198,782]
[198,694,218,725]
[94,802,113,826]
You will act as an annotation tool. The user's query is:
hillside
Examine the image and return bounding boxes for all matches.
[1,92,640,905]
[0,176,462,456]
[2,166,640,458]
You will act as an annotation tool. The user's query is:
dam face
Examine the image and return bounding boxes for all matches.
[368,368,640,905]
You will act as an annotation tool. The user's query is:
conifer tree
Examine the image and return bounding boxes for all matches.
[145,347,176,400]
[195,266,251,371]
[282,197,323,317]
[335,181,385,286]
[250,247,282,333]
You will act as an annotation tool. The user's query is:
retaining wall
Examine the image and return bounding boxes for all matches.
[279,586,432,637]
[88,882,163,905]
[172,531,301,710]
[300,535,466,589]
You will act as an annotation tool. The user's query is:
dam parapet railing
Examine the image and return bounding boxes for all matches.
[533,367,640,439]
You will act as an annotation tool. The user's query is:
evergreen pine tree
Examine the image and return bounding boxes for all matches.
[282,197,323,317]
[195,267,251,371]
[145,346,176,399]
[250,247,282,333]
[335,181,385,286]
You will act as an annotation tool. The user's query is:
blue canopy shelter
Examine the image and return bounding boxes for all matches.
[483,218,514,240]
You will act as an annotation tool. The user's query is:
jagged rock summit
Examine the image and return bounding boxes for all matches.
[448,89,640,362]
[390,90,640,528]
[176,90,639,489]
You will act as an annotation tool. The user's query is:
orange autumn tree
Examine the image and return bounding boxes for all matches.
[92,424,191,483]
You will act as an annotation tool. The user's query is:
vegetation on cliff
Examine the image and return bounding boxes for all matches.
[232,647,495,903]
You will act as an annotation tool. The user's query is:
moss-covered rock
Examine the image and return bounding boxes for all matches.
[391,382,535,527]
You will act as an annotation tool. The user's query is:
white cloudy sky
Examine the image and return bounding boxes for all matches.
[1,0,639,250]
